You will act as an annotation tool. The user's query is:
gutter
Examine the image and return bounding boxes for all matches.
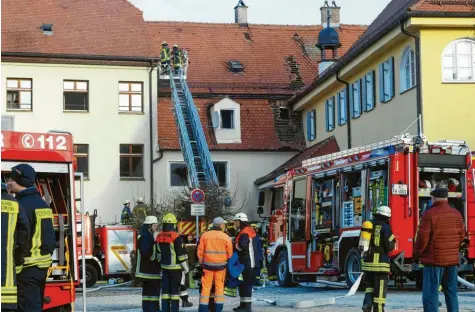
[2,52,159,63]
[400,20,423,136]
[336,70,352,149]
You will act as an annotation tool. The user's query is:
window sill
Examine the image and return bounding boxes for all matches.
[120,177,145,181]
[119,111,145,115]
[381,98,393,105]
[6,109,32,112]
[442,80,475,84]
[326,128,335,133]
[63,110,89,113]
[400,85,416,95]
[338,122,347,126]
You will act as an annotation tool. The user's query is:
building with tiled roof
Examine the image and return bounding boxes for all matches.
[1,0,367,221]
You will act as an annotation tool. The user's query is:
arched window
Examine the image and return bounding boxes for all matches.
[442,38,475,82]
[400,46,416,92]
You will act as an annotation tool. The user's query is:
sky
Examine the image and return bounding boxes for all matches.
[129,0,392,26]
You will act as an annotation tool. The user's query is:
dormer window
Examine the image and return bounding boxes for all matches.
[210,98,242,144]
[41,23,53,36]
[228,60,244,73]
[220,110,235,129]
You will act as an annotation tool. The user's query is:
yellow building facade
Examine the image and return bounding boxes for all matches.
[292,5,475,150]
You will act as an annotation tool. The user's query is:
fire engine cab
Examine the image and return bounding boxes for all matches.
[1,130,80,310]
[260,134,474,288]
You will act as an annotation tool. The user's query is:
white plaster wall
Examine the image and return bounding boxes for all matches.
[1,62,158,224]
[153,150,296,221]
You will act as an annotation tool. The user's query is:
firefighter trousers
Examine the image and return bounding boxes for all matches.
[161,269,182,312]
[142,279,161,312]
[238,266,253,304]
[199,269,225,312]
[362,272,389,312]
[17,266,48,312]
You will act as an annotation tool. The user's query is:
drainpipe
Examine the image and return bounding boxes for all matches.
[153,65,164,164]
[149,61,156,207]
[400,19,423,136]
[336,70,352,149]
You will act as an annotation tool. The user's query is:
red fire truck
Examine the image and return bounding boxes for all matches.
[1,130,81,310]
[260,135,474,288]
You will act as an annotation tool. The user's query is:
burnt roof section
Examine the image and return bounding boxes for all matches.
[289,0,475,105]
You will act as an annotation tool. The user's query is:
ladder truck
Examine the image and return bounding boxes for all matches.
[259,134,474,288]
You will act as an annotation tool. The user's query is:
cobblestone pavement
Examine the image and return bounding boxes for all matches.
[75,283,475,312]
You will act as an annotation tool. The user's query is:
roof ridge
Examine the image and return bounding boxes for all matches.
[146,20,367,29]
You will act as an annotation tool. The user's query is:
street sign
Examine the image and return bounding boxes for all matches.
[191,204,205,216]
[191,188,205,204]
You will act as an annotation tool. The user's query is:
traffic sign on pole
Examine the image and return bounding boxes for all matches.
[191,188,205,203]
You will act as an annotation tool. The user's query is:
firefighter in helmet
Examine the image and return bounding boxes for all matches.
[360,205,396,312]
[155,213,189,312]
[160,41,171,75]
[121,200,133,225]
[172,44,183,75]
[137,216,161,311]
[233,213,259,312]
[133,197,148,223]
[1,182,29,311]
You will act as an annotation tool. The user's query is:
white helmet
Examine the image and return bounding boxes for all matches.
[144,216,158,225]
[137,197,144,203]
[376,206,391,218]
[123,200,131,205]
[233,212,248,222]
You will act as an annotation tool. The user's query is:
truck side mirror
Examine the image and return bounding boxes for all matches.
[258,191,265,207]
[257,206,264,216]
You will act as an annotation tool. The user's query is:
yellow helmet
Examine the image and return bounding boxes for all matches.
[162,213,177,224]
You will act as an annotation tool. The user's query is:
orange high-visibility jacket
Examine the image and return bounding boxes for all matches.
[197,229,233,271]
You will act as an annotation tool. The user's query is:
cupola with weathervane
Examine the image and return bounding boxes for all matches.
[316,1,341,74]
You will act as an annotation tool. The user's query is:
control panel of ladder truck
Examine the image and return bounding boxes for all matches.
[76,209,137,288]
[260,134,474,288]
[1,130,80,310]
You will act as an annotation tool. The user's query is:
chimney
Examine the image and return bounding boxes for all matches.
[320,1,340,28]
[234,0,248,26]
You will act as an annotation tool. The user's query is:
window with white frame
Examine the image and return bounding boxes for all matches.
[442,39,475,82]
[210,98,242,144]
[378,57,395,103]
[351,80,362,118]
[6,78,32,111]
[325,96,335,132]
[400,47,416,92]
[64,80,89,111]
[306,109,316,141]
[119,82,143,112]
[363,70,376,111]
[169,161,228,187]
[337,88,347,125]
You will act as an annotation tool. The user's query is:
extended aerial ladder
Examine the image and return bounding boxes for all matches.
[167,58,218,188]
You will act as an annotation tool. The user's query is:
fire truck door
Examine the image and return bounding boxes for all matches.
[289,178,308,271]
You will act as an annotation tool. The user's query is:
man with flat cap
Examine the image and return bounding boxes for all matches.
[8,164,55,312]
[415,186,465,312]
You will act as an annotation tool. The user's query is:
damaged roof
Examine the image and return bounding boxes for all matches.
[149,22,366,95]
[254,136,340,185]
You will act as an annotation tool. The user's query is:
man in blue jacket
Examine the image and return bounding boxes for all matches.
[8,164,55,312]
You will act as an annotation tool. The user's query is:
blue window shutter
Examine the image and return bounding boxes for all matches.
[370,70,376,109]
[350,83,354,118]
[337,92,342,125]
[378,63,384,103]
[331,96,336,129]
[362,76,367,112]
[343,88,347,123]
[389,56,395,99]
[356,80,361,117]
[306,111,311,140]
[311,109,316,140]
[325,100,329,131]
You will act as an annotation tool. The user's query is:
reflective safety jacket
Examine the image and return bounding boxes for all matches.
[133,204,148,222]
[197,227,233,271]
[172,50,183,68]
[361,219,396,273]
[1,191,29,309]
[160,47,171,62]
[235,225,259,268]
[155,230,187,270]
[16,187,55,270]
[121,206,132,225]
[136,225,161,279]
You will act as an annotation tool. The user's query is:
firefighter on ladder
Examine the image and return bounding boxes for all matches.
[8,164,55,312]
[1,182,29,311]
[172,44,183,75]
[197,217,233,312]
[359,206,396,312]
[155,213,189,312]
[160,41,171,75]
[137,216,161,312]
[233,213,259,312]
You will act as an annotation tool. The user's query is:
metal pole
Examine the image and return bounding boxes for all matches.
[79,172,87,311]
[196,215,199,241]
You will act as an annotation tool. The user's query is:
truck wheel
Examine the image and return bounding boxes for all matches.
[344,248,364,289]
[80,263,98,288]
[276,250,295,287]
